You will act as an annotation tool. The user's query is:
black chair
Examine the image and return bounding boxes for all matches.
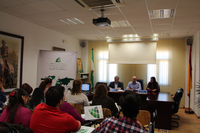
[95,82,107,89]
[171,88,183,127]
[137,79,144,90]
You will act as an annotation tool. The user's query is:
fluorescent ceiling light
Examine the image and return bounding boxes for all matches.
[149,9,175,19]
[123,34,138,38]
[111,20,131,27]
[60,18,85,25]
[153,33,158,37]
[159,33,170,37]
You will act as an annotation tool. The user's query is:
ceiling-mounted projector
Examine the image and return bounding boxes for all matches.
[93,9,111,26]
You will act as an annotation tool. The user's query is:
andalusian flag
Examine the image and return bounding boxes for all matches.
[91,49,94,88]
[187,45,192,97]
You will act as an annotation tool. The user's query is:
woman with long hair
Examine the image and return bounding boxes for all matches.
[39,78,52,95]
[21,83,33,101]
[146,76,160,92]
[92,84,118,116]
[0,89,31,127]
[66,79,89,106]
[28,88,45,110]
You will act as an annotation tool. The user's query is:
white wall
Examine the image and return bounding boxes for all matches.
[185,30,200,116]
[0,11,81,89]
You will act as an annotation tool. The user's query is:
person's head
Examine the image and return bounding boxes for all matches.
[119,91,141,118]
[114,76,119,84]
[132,76,137,84]
[39,78,52,91]
[71,79,82,95]
[28,88,44,109]
[6,89,28,123]
[21,83,33,96]
[150,77,156,83]
[2,40,6,45]
[0,122,33,133]
[94,84,108,99]
[46,86,65,108]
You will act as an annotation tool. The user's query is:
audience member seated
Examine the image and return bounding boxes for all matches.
[39,78,52,96]
[0,89,31,127]
[30,86,81,133]
[0,80,6,109]
[66,79,90,106]
[107,76,124,90]
[96,91,149,133]
[60,102,85,125]
[0,122,33,133]
[28,88,45,110]
[21,83,33,101]
[92,84,118,116]
[146,77,160,92]
[126,76,142,91]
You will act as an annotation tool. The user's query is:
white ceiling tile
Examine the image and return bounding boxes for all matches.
[124,12,149,21]
[28,1,62,12]
[93,7,121,16]
[102,14,126,21]
[153,30,170,33]
[174,16,200,23]
[171,28,191,33]
[67,9,97,18]
[50,0,81,10]
[46,10,74,19]
[0,0,23,7]
[175,7,200,17]
[178,0,200,8]
[34,21,52,28]
[119,1,147,13]
[42,20,67,27]
[18,0,45,4]
[153,25,171,30]
[193,23,200,28]
[129,20,150,26]
[151,18,173,25]
[172,23,196,29]
[8,5,41,16]
[114,27,134,31]
[30,13,56,21]
[147,0,178,10]
[19,16,40,23]
[0,8,24,17]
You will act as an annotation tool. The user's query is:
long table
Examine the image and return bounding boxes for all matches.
[107,91,174,130]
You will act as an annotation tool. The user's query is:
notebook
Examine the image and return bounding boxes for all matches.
[83,105,104,121]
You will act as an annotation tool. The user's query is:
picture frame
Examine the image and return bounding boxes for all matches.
[0,31,24,93]
[77,58,83,73]
[52,46,65,51]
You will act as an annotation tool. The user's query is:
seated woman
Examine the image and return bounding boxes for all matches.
[21,83,33,101]
[92,84,118,116]
[146,77,160,92]
[39,78,52,96]
[0,89,31,127]
[60,102,85,125]
[28,88,45,110]
[66,79,89,106]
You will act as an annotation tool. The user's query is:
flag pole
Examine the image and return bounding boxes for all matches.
[185,91,194,114]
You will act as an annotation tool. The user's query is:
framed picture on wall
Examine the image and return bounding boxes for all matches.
[0,31,24,93]
[77,58,83,73]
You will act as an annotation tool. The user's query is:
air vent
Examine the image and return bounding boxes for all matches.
[74,0,125,10]
[111,20,130,27]
[149,9,176,19]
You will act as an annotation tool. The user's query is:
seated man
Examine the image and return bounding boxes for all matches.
[30,86,81,133]
[107,76,124,90]
[126,76,141,91]
[96,91,149,133]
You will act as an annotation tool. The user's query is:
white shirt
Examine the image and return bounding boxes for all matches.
[66,91,90,106]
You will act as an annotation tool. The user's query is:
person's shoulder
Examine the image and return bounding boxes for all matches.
[20,106,31,115]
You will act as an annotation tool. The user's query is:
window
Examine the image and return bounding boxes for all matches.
[147,51,169,85]
[98,51,117,83]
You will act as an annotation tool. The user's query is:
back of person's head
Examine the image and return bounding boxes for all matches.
[39,78,52,91]
[119,91,141,118]
[21,83,33,95]
[94,84,108,99]
[6,89,28,123]
[0,122,33,133]
[46,86,65,107]
[71,79,82,95]
[28,88,44,109]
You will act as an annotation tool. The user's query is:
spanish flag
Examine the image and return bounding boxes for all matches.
[187,45,192,97]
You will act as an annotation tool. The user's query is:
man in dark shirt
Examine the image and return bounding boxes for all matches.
[96,91,149,133]
[107,76,124,90]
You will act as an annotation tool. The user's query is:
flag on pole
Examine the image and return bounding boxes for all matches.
[91,49,94,88]
[187,45,192,97]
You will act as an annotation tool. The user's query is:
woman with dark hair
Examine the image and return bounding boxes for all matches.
[21,83,33,101]
[0,89,31,127]
[39,78,52,95]
[92,84,118,116]
[146,77,160,92]
[66,79,89,106]
[28,88,45,110]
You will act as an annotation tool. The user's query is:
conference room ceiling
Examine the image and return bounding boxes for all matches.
[0,0,200,41]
